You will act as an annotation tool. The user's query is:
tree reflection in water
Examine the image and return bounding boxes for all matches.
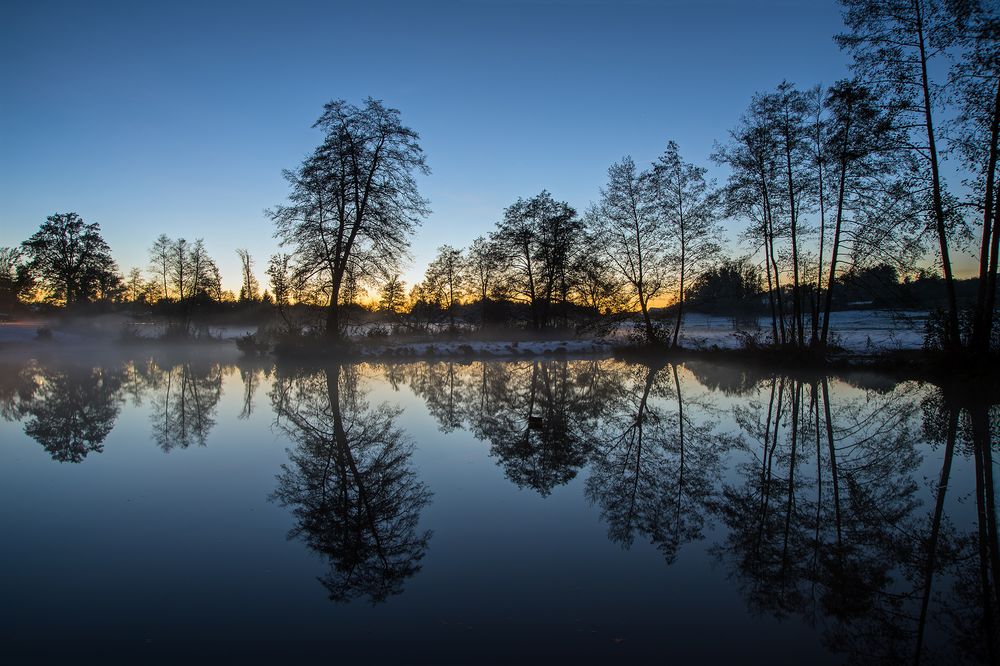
[395,358,999,661]
[405,359,606,496]
[0,360,122,462]
[0,354,996,661]
[586,362,729,563]
[270,364,432,604]
[144,360,223,451]
[15,363,123,463]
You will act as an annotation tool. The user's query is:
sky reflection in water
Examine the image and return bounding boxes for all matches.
[0,356,994,664]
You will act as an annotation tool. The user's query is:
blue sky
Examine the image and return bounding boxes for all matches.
[2,0,862,292]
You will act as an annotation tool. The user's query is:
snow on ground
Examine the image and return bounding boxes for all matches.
[358,339,615,358]
[674,310,927,352]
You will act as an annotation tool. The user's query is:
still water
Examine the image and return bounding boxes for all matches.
[0,353,995,664]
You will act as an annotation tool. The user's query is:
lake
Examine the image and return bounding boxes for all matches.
[0,352,994,664]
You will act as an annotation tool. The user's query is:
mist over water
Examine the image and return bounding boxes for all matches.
[0,353,994,664]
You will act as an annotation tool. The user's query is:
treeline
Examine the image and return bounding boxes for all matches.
[3,0,999,355]
[0,215,274,316]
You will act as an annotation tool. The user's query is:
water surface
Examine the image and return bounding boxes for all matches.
[0,354,995,664]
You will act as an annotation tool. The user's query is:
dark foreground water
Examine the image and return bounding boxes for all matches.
[0,353,996,664]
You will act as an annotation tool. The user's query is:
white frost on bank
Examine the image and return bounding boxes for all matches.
[673,310,927,352]
[358,339,615,358]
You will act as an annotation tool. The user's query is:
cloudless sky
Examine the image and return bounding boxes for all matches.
[2,0,878,292]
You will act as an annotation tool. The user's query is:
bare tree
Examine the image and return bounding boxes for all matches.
[236,248,260,303]
[591,157,669,343]
[466,235,504,327]
[148,233,172,301]
[838,0,963,349]
[269,98,429,340]
[423,245,465,330]
[651,142,722,348]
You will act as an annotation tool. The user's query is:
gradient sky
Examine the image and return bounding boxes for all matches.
[3,0,908,293]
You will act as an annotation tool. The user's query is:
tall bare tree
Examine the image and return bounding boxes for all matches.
[149,233,172,301]
[651,142,722,348]
[838,0,962,349]
[269,98,429,340]
[591,157,669,343]
[949,0,1000,352]
[236,248,260,303]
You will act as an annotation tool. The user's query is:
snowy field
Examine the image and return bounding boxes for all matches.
[673,310,928,352]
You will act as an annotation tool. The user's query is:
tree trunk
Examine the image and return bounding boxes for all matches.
[822,152,850,348]
[639,293,656,344]
[672,256,685,349]
[973,76,1000,353]
[915,404,957,664]
[915,0,961,351]
[784,123,804,349]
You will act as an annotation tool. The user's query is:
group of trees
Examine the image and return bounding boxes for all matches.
[265,0,998,353]
[0,213,278,312]
[3,1,999,355]
[708,0,1000,352]
[403,161,720,346]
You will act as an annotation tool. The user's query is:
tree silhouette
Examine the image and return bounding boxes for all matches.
[147,361,223,451]
[270,365,432,603]
[20,365,123,463]
[22,213,120,305]
[269,98,429,340]
[586,363,726,563]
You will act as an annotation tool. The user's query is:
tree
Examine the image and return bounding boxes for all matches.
[269,98,430,340]
[170,237,190,300]
[236,248,260,303]
[187,239,220,300]
[125,267,145,303]
[837,0,963,349]
[651,141,722,348]
[0,247,34,310]
[148,233,172,300]
[494,191,582,330]
[22,212,119,306]
[686,257,762,312]
[818,79,912,346]
[466,235,504,326]
[422,245,465,329]
[715,109,788,344]
[590,157,668,342]
[266,253,295,330]
[378,273,407,315]
[948,0,1000,352]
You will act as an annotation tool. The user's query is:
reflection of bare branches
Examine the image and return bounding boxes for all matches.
[147,362,222,451]
[237,364,269,420]
[400,359,613,497]
[586,363,728,564]
[711,375,1000,664]
[270,365,432,604]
